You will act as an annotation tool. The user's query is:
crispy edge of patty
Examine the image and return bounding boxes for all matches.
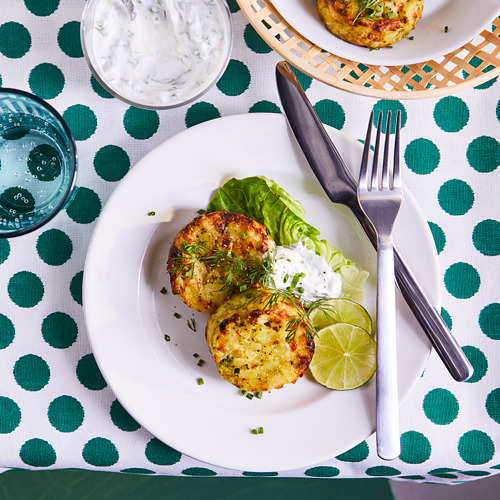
[317,0,424,48]
[167,211,274,314]
[205,291,315,392]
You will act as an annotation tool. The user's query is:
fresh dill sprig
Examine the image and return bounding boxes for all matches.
[352,0,382,24]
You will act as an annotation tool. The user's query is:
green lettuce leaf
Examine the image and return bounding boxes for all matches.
[206,176,368,301]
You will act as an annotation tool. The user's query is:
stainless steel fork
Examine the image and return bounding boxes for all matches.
[358,110,402,461]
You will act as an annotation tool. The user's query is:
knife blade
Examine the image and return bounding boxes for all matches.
[276,61,473,382]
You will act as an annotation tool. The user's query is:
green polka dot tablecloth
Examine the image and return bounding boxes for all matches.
[0,0,499,484]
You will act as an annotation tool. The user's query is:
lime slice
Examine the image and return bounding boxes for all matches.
[309,298,373,335]
[309,323,376,390]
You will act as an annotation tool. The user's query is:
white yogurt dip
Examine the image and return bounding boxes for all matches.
[86,0,231,107]
[271,241,342,303]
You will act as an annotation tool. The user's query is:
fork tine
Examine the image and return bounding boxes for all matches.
[382,110,392,190]
[392,110,402,190]
[372,111,383,191]
[359,110,374,191]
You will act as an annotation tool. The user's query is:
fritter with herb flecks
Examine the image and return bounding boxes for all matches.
[317,0,424,49]
[167,211,274,314]
[206,291,315,392]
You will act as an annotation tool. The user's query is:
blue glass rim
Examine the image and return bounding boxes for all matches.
[0,87,78,238]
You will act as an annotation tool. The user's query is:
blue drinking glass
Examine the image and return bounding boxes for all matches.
[0,88,78,237]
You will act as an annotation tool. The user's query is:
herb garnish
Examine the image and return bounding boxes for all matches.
[352,0,382,24]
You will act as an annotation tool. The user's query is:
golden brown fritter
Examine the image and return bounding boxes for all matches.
[167,211,274,314]
[317,0,424,49]
[205,291,315,392]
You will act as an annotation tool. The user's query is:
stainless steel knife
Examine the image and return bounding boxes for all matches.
[276,61,473,382]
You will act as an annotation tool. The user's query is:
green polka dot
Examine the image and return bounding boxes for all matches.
[185,102,221,128]
[400,431,431,464]
[463,345,487,383]
[428,221,446,253]
[335,441,369,462]
[463,56,498,90]
[57,21,83,58]
[182,467,217,476]
[145,438,181,466]
[399,475,425,480]
[41,312,78,349]
[120,468,155,475]
[36,229,72,266]
[226,0,240,13]
[497,100,500,123]
[82,438,119,467]
[62,104,97,141]
[0,187,35,214]
[0,313,15,349]
[216,59,251,96]
[458,431,494,465]
[24,0,60,16]
[249,101,281,114]
[444,262,480,299]
[8,271,44,308]
[242,471,278,477]
[0,22,32,58]
[20,439,56,467]
[441,307,452,330]
[123,107,159,140]
[28,143,62,181]
[14,354,50,391]
[76,353,107,391]
[438,179,474,216]
[70,271,83,305]
[0,397,21,433]
[91,75,114,99]
[94,145,130,182]
[110,400,140,432]
[365,466,400,477]
[428,467,458,479]
[467,136,500,173]
[472,219,500,256]
[28,63,65,99]
[486,388,500,424]
[479,303,500,340]
[0,239,10,265]
[423,388,459,425]
[313,100,345,130]
[405,139,440,174]
[462,470,491,477]
[244,23,272,54]
[304,466,340,477]
[433,96,469,132]
[66,187,101,224]
[291,65,313,92]
[48,395,84,432]
[372,101,407,132]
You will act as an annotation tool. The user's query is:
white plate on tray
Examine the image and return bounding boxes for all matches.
[83,113,437,472]
[270,0,500,66]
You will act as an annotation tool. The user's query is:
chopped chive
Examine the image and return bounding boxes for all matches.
[160,287,167,294]
[164,334,170,341]
[444,26,449,33]
[197,378,204,385]
[187,318,196,331]
[258,427,264,434]
[251,428,258,434]
[197,209,206,214]
[239,284,247,292]
[409,36,414,40]
[240,231,248,239]
[255,392,263,399]
[241,390,249,396]
[234,367,240,374]
[283,273,289,283]
[147,211,155,216]
[193,353,200,358]
[289,272,305,290]
[197,359,205,367]
[297,286,305,294]
[174,312,181,319]
[246,393,254,400]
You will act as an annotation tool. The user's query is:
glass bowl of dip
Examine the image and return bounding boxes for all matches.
[80,0,233,110]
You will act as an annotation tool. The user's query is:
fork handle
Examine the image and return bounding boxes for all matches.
[376,235,400,460]
[353,204,473,382]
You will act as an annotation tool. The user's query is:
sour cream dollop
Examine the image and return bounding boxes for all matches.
[86,0,231,107]
[271,241,342,303]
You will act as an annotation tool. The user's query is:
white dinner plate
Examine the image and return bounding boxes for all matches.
[270,0,500,66]
[83,113,437,472]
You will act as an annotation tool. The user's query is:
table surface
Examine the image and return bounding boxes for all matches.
[0,0,499,484]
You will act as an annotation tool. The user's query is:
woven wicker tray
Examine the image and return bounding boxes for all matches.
[237,0,500,99]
